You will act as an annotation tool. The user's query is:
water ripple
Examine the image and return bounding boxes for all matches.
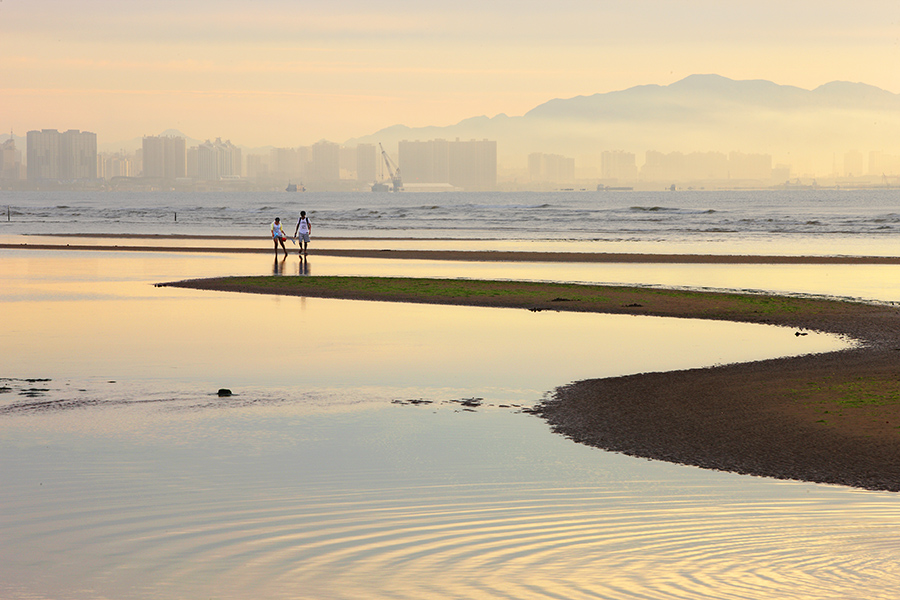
[5,482,899,599]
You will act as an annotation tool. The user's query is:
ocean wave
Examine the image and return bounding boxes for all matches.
[630,205,676,212]
[4,189,900,243]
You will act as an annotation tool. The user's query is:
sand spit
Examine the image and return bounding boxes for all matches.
[160,275,900,492]
[5,241,900,264]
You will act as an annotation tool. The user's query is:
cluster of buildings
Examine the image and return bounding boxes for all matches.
[248,141,372,187]
[529,153,576,185]
[24,129,98,182]
[517,150,777,189]
[141,136,242,182]
[6,127,900,192]
[0,132,499,192]
[398,139,497,191]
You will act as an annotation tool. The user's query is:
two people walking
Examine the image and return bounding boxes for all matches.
[271,211,312,258]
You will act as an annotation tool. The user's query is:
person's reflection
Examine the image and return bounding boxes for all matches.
[272,255,288,275]
[298,257,311,276]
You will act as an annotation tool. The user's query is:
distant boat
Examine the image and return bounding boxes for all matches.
[285,182,305,192]
[371,182,390,192]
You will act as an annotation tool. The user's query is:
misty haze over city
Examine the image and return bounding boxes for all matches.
[5,74,900,192]
[4,1,900,191]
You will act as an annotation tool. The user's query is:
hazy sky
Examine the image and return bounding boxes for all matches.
[3,0,899,147]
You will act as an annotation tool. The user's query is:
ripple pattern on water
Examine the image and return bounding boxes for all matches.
[4,481,900,600]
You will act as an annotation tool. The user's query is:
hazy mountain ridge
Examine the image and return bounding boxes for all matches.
[526,75,900,119]
[6,75,900,171]
[352,74,900,167]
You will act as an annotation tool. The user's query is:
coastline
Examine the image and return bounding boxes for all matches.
[5,241,900,264]
[161,274,900,492]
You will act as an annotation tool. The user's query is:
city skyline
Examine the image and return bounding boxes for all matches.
[5,69,900,183]
[3,1,900,150]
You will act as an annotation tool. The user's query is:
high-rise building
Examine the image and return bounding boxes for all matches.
[529,152,576,184]
[26,129,96,181]
[356,144,377,183]
[59,130,97,179]
[196,138,242,181]
[600,151,638,181]
[310,140,340,182]
[1,135,21,180]
[98,152,134,179]
[399,140,435,183]
[339,145,357,179]
[448,139,496,191]
[269,147,308,182]
[867,150,900,176]
[245,154,269,179]
[142,135,186,179]
[186,147,199,179]
[641,150,772,182]
[398,138,496,190]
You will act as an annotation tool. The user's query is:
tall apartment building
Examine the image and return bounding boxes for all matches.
[449,139,496,191]
[269,147,309,182]
[339,146,357,179]
[98,152,134,179]
[1,136,21,180]
[309,140,340,182]
[196,138,242,181]
[600,151,638,181]
[245,154,269,179]
[398,138,495,190]
[641,150,772,182]
[868,151,900,176]
[528,152,575,184]
[142,135,186,179]
[356,144,377,183]
[27,129,97,181]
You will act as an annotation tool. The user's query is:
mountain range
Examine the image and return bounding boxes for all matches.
[350,74,900,168]
[6,75,900,170]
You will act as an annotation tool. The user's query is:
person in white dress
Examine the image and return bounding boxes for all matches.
[271,217,288,257]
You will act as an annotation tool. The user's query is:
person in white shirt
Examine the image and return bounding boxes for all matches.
[294,210,312,256]
[271,217,288,257]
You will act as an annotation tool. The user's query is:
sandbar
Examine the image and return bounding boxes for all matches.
[4,240,900,264]
[160,275,900,492]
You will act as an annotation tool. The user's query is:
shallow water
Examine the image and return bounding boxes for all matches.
[4,188,900,256]
[4,249,900,599]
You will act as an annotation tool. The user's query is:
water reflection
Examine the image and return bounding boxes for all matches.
[0,250,896,600]
[2,406,899,600]
[298,256,311,276]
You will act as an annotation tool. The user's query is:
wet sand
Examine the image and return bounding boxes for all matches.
[7,240,900,490]
[163,273,900,492]
[4,240,900,264]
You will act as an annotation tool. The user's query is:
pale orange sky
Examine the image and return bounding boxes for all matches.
[2,0,899,147]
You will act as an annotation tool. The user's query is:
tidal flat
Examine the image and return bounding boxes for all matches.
[2,248,899,600]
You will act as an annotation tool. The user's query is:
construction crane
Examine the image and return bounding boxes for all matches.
[378,143,403,192]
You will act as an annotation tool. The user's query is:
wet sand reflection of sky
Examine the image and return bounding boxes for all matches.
[1,250,898,600]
